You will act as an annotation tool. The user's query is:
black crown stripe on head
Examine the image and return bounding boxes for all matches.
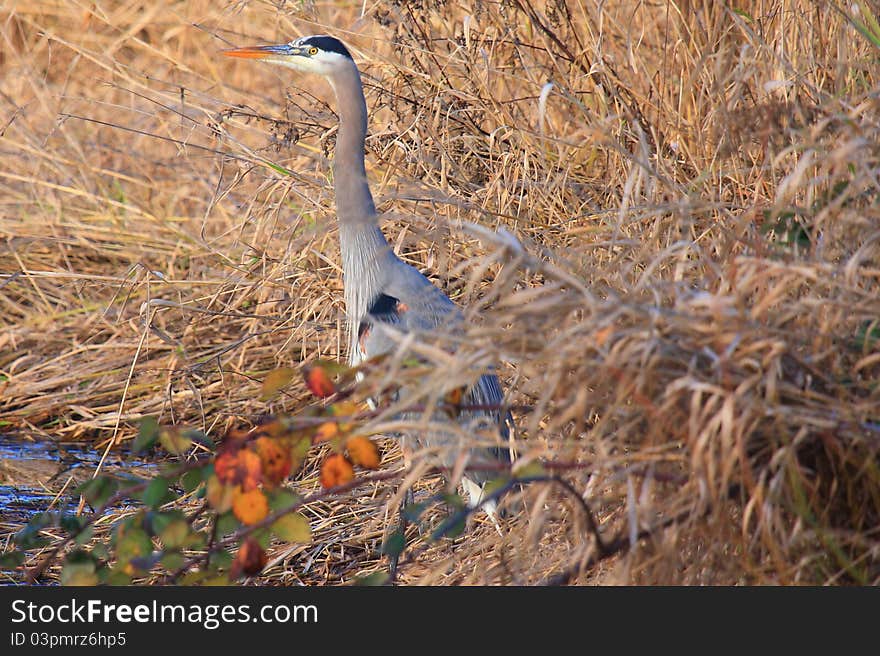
[302,36,352,59]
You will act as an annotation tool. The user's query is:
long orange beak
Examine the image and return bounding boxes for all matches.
[221,44,300,59]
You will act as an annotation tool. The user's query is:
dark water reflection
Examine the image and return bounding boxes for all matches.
[0,435,157,522]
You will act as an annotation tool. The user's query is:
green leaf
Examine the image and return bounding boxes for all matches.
[215,512,240,537]
[859,0,880,40]
[380,530,405,557]
[182,429,213,449]
[180,570,209,586]
[482,477,511,498]
[0,552,25,569]
[402,501,428,523]
[76,476,120,508]
[74,526,95,546]
[118,510,147,532]
[265,160,295,177]
[180,469,205,494]
[855,321,880,350]
[15,513,53,549]
[185,532,206,550]
[761,211,811,250]
[176,569,208,585]
[206,474,234,513]
[513,460,547,479]
[268,488,301,512]
[261,367,297,401]
[101,568,132,585]
[846,2,880,50]
[253,528,272,549]
[62,549,99,584]
[15,531,49,550]
[436,517,466,541]
[158,427,192,455]
[117,475,150,494]
[290,435,310,465]
[60,513,86,534]
[115,527,153,568]
[353,570,390,586]
[271,512,312,543]
[160,551,185,572]
[140,477,172,509]
[146,510,175,535]
[61,560,98,586]
[204,573,231,586]
[65,548,95,565]
[133,416,160,452]
[208,550,234,570]
[310,359,351,376]
[431,506,466,541]
[91,543,109,560]
[159,519,191,549]
[441,492,466,510]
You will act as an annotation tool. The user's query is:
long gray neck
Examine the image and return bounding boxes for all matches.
[330,63,376,226]
[328,62,395,363]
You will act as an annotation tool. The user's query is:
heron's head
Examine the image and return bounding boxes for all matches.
[221,35,353,76]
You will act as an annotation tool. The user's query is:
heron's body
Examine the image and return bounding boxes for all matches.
[224,36,510,509]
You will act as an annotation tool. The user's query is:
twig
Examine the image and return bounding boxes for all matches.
[541,483,744,585]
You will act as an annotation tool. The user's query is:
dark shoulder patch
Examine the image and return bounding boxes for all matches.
[367,293,400,317]
[302,35,352,59]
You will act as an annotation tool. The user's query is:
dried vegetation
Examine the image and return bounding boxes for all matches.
[2,0,880,584]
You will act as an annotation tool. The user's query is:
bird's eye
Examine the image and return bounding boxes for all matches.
[309,47,318,55]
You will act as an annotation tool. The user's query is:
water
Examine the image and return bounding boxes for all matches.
[0,435,158,522]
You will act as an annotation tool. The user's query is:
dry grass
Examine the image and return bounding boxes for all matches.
[3,0,880,585]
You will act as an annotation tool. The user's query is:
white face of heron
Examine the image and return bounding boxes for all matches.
[223,35,354,76]
[277,51,348,75]
[252,36,354,76]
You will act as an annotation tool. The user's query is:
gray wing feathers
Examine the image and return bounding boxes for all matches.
[358,261,511,480]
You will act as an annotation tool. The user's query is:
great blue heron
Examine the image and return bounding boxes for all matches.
[223,35,511,519]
